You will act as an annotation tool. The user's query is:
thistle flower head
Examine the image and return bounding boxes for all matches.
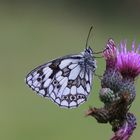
[116,41,140,79]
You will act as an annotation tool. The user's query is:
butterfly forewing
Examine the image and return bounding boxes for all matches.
[26,54,94,108]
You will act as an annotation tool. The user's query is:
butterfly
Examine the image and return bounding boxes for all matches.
[25,27,97,108]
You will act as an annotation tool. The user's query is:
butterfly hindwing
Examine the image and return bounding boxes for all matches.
[26,55,93,108]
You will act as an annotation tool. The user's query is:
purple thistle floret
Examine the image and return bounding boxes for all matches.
[116,41,140,79]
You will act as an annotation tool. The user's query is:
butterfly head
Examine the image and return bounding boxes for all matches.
[84,46,94,57]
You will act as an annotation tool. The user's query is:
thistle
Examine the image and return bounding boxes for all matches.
[86,39,140,140]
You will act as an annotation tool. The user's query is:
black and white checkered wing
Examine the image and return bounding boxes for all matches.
[26,55,94,108]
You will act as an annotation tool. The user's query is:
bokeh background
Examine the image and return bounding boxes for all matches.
[0,0,140,140]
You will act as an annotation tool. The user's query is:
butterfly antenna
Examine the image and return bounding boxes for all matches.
[85,26,109,54]
[85,26,93,49]
[85,26,109,55]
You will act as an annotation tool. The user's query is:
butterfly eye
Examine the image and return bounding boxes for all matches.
[86,47,93,55]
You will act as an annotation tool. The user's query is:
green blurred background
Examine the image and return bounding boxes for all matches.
[0,0,140,140]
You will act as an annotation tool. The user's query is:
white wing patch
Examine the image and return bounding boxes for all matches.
[69,65,81,80]
[59,59,78,69]
[26,56,94,108]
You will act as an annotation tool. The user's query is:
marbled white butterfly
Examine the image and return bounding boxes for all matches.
[25,27,97,108]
